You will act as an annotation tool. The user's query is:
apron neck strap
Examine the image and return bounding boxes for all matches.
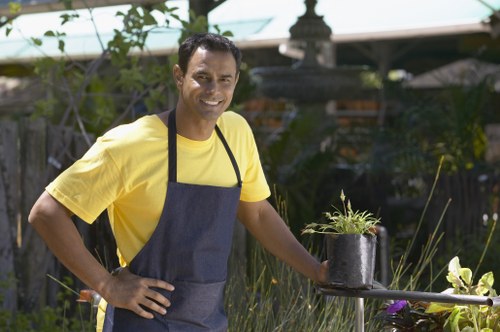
[167,110,178,183]
[215,126,242,187]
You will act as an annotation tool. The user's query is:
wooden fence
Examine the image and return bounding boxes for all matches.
[431,171,497,240]
[0,119,115,312]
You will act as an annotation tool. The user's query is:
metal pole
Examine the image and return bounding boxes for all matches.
[319,287,499,307]
[376,225,390,286]
[355,297,364,332]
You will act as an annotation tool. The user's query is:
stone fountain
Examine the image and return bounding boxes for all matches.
[250,0,375,103]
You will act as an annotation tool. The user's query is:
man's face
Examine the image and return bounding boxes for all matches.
[175,47,239,122]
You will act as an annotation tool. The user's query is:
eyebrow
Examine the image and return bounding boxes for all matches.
[193,69,234,79]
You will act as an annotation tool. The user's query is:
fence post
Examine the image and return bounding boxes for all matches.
[18,118,52,311]
[0,121,19,312]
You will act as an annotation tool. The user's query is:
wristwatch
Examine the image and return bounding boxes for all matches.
[111,267,124,276]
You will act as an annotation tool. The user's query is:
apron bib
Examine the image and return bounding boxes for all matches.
[103,110,242,331]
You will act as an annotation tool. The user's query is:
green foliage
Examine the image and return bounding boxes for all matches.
[302,190,380,235]
[226,241,360,331]
[426,257,499,332]
[15,0,240,137]
[1,2,21,37]
[0,280,94,332]
[43,30,67,52]
[382,82,492,178]
[376,258,499,331]
[15,1,191,136]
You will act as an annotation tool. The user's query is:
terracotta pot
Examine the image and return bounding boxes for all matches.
[326,233,377,289]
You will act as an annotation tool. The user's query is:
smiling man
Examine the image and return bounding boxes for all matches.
[28,33,327,331]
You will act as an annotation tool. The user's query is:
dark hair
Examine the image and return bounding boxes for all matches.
[178,32,242,74]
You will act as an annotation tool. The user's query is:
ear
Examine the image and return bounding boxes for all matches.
[235,71,240,85]
[173,64,184,87]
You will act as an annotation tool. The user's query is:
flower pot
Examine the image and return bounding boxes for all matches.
[326,233,377,289]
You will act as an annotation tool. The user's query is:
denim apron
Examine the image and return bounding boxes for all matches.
[103,110,242,331]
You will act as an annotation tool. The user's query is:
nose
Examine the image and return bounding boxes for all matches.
[204,80,217,94]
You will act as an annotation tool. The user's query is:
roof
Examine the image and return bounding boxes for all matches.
[405,58,500,91]
[1,0,499,64]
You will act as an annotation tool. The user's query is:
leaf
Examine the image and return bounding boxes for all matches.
[445,308,462,331]
[60,13,79,25]
[426,302,454,313]
[31,37,42,46]
[166,6,179,13]
[152,2,167,12]
[58,40,65,52]
[459,267,472,286]
[44,30,55,37]
[143,11,157,26]
[476,272,494,296]
[460,327,475,332]
[447,257,464,289]
[449,256,461,275]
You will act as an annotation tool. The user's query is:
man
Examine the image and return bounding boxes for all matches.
[29,32,327,331]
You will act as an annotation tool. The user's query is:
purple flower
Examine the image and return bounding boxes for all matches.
[386,300,407,314]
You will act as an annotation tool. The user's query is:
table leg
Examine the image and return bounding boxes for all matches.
[355,297,364,332]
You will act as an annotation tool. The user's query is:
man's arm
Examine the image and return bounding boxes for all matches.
[237,199,328,284]
[28,191,174,319]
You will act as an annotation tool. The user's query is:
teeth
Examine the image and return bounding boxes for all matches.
[202,100,220,106]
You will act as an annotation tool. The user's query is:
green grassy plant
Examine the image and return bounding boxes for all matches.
[225,236,362,331]
[302,190,381,235]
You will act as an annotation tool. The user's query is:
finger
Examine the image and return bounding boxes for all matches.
[132,304,155,319]
[140,297,168,315]
[144,288,171,308]
[145,278,175,291]
[117,269,174,292]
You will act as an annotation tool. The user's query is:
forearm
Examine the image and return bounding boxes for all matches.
[28,191,113,297]
[30,191,174,318]
[238,200,324,283]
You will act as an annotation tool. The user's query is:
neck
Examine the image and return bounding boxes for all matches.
[174,106,217,141]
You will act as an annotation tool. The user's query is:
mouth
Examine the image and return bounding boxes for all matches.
[201,99,223,106]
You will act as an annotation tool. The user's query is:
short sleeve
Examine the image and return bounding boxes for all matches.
[239,121,271,202]
[46,138,124,223]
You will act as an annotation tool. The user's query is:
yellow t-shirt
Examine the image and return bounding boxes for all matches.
[46,111,271,266]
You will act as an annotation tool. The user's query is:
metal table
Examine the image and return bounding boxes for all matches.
[318,286,500,332]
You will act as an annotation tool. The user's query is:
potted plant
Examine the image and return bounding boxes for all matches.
[303,190,381,289]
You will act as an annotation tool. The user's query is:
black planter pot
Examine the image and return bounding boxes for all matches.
[326,233,377,289]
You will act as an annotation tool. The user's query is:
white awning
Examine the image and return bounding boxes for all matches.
[405,58,500,91]
[0,0,499,64]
